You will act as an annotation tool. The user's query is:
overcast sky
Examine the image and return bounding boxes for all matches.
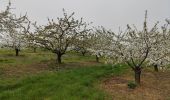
[0,0,170,31]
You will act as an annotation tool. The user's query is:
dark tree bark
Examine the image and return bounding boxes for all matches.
[154,64,158,72]
[82,52,86,56]
[134,67,141,85]
[56,51,62,64]
[96,55,99,62]
[15,48,19,56]
[33,48,37,53]
[57,54,62,64]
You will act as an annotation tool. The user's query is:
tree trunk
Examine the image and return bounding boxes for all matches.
[134,67,141,85]
[82,52,86,56]
[33,48,37,53]
[15,48,19,56]
[154,64,158,72]
[96,55,99,62]
[57,53,62,64]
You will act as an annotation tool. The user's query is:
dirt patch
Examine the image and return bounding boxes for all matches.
[101,70,170,100]
[1,63,51,78]
[75,61,102,67]
[0,61,101,78]
[51,61,101,69]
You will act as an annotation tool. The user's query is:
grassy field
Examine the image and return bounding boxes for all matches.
[0,65,127,100]
[0,49,127,100]
[0,49,170,100]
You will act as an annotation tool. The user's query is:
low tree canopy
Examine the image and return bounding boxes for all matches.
[28,9,90,64]
[0,2,30,56]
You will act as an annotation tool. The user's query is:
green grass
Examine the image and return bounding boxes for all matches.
[0,48,128,99]
[62,51,97,63]
[0,49,54,66]
[0,64,127,100]
[0,49,96,67]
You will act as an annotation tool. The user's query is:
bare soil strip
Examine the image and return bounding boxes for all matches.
[101,70,170,100]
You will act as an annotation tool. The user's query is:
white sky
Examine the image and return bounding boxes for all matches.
[0,0,170,31]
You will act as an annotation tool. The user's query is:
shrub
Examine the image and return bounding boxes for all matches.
[127,81,137,89]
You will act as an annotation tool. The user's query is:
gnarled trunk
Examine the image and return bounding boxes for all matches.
[33,48,37,53]
[96,55,99,62]
[15,48,19,56]
[82,52,86,56]
[57,54,62,64]
[134,67,141,85]
[154,64,158,72]
[56,52,62,64]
